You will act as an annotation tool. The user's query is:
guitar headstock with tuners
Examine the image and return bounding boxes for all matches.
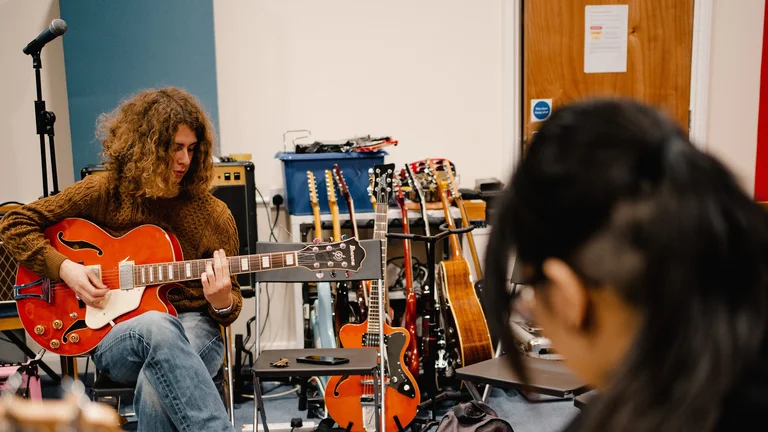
[371,164,396,206]
[307,171,320,211]
[332,164,352,206]
[294,238,365,272]
[441,159,462,200]
[394,170,406,209]
[325,170,338,207]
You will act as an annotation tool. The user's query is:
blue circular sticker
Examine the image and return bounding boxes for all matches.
[533,101,551,121]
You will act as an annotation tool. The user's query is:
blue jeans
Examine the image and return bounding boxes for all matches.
[92,311,234,432]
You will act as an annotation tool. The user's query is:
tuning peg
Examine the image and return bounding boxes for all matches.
[328,237,334,243]
[330,271,337,278]
[313,238,320,244]
[345,271,351,278]
[341,234,348,240]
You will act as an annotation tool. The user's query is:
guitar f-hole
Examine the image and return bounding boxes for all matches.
[58,232,104,256]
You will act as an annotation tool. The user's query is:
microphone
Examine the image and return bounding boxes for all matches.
[23,19,67,55]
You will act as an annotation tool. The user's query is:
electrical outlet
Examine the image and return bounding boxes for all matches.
[269,188,285,206]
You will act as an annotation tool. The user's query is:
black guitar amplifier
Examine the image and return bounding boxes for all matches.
[81,161,258,287]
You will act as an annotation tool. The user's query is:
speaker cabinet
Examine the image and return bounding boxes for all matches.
[81,162,258,287]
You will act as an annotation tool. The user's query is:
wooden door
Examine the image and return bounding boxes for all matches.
[523,0,695,145]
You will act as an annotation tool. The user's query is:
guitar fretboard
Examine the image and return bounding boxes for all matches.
[368,202,389,334]
[131,252,299,286]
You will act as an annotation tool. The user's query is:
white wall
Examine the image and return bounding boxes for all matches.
[0,0,74,204]
[213,0,505,193]
[706,0,765,196]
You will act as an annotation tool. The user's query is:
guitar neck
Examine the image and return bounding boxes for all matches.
[454,195,483,280]
[437,188,462,260]
[398,202,414,293]
[311,205,322,241]
[131,251,299,287]
[368,202,389,333]
[329,203,342,242]
[345,197,359,239]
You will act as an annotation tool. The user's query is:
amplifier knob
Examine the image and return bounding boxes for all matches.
[50,340,60,349]
[34,325,45,335]
[52,320,63,330]
[69,334,80,343]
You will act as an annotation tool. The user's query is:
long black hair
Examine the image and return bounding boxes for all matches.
[484,98,768,431]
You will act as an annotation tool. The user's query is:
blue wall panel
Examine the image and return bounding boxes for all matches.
[60,0,219,175]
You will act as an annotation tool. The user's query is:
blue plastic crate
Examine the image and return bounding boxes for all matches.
[276,151,387,216]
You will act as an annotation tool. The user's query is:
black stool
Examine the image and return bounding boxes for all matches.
[251,348,380,432]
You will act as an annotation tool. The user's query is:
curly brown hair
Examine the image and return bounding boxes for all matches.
[97,87,216,200]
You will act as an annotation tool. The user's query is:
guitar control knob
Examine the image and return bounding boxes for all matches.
[52,320,63,330]
[69,334,80,343]
[34,325,45,335]
[49,340,60,349]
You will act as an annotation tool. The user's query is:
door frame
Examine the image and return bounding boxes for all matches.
[502,0,714,174]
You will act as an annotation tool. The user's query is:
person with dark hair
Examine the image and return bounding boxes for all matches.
[484,98,768,431]
[0,87,238,431]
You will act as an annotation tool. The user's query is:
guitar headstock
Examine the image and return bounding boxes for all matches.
[441,159,461,199]
[367,168,377,206]
[307,171,320,210]
[296,237,365,272]
[394,169,406,208]
[325,170,338,205]
[427,158,448,197]
[333,164,352,202]
[371,163,396,206]
[404,163,426,204]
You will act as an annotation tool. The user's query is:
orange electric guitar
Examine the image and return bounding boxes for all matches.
[425,159,493,368]
[394,171,420,378]
[325,164,420,432]
[13,218,364,356]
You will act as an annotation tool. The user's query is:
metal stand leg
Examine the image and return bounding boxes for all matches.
[252,374,269,432]
[2,330,59,381]
[225,327,236,427]
[481,341,503,402]
[373,371,381,432]
[465,381,483,401]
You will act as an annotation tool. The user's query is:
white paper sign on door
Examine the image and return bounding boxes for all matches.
[584,5,628,73]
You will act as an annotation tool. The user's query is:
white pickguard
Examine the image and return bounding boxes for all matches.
[85,287,146,329]
[362,406,377,432]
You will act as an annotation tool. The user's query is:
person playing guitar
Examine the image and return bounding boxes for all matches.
[0,88,239,432]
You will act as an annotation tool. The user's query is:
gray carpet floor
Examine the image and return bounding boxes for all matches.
[235,384,579,432]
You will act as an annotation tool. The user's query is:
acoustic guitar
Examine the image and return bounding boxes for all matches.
[426,159,493,369]
[14,218,364,356]
[325,164,420,432]
[394,172,420,378]
[442,160,483,281]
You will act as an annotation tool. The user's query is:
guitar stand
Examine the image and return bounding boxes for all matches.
[386,224,477,427]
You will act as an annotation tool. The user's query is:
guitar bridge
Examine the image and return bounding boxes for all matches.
[14,277,51,302]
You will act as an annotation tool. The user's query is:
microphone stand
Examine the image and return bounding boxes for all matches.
[30,50,59,197]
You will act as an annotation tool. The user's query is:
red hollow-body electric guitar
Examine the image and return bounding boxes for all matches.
[14,218,363,356]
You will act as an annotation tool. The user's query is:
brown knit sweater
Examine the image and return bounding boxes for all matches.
[0,174,242,326]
